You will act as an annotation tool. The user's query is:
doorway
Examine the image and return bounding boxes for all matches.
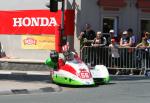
[102,17,118,36]
[141,19,150,33]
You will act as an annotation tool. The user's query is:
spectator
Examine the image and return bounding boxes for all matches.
[107,29,114,46]
[78,23,96,49]
[120,31,132,47]
[136,37,149,48]
[78,24,96,64]
[144,32,150,45]
[136,37,150,74]
[127,28,137,47]
[107,29,118,46]
[92,31,106,47]
[109,39,120,75]
[119,31,133,75]
[127,29,139,74]
[91,31,106,65]
[109,29,115,38]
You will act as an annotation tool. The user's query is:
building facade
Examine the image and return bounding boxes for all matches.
[0,0,150,60]
[73,0,150,53]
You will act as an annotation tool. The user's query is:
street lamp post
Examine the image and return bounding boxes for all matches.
[47,0,66,51]
[60,0,66,46]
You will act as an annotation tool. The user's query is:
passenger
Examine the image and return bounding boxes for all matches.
[62,42,74,61]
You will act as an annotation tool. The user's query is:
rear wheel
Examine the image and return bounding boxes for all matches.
[102,77,110,84]
[94,77,110,85]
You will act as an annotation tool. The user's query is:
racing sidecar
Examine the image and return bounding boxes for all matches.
[49,54,110,86]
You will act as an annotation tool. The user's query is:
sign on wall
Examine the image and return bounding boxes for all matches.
[21,35,55,50]
[0,10,74,35]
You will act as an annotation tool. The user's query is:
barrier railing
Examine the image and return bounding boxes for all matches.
[80,46,150,75]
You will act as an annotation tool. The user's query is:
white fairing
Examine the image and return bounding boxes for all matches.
[53,58,94,85]
[55,69,94,85]
[91,65,109,78]
[67,60,94,84]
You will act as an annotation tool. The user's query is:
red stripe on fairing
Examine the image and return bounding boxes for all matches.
[60,64,77,75]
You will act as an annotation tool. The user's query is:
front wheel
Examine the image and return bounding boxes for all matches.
[50,70,54,83]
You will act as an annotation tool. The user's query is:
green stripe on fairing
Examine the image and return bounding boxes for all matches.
[102,76,110,84]
[52,75,109,85]
[52,75,85,85]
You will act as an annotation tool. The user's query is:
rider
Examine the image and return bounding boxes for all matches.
[45,42,78,70]
[45,50,59,70]
[45,50,65,70]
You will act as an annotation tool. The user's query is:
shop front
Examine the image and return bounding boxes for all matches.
[0,1,75,60]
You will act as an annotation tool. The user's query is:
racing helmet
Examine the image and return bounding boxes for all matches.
[50,50,59,62]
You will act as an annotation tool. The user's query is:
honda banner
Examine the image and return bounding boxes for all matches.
[0,10,74,35]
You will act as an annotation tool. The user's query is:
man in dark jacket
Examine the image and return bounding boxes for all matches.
[78,24,96,48]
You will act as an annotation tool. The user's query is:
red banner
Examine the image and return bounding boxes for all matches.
[97,0,126,7]
[0,10,74,35]
[137,0,150,9]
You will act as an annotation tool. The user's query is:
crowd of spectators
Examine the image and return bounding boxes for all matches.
[78,24,147,48]
[78,23,150,75]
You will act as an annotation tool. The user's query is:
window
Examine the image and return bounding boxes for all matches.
[141,20,150,33]
[102,17,118,37]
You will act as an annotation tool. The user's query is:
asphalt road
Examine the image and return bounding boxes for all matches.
[0,78,150,103]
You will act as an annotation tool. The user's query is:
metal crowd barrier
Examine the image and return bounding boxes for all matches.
[80,46,150,75]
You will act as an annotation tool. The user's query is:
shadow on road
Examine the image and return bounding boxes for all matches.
[54,82,116,88]
[0,74,51,83]
[0,74,150,86]
[111,75,150,81]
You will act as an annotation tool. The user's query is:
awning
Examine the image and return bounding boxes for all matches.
[137,0,150,9]
[137,0,150,13]
[97,0,126,8]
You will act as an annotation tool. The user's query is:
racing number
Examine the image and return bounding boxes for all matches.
[79,72,90,79]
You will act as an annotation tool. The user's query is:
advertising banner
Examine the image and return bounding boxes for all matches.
[21,35,55,50]
[0,10,74,35]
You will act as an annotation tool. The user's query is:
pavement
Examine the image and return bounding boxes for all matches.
[0,58,61,95]
[0,57,149,96]
[0,70,61,95]
[0,70,149,95]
